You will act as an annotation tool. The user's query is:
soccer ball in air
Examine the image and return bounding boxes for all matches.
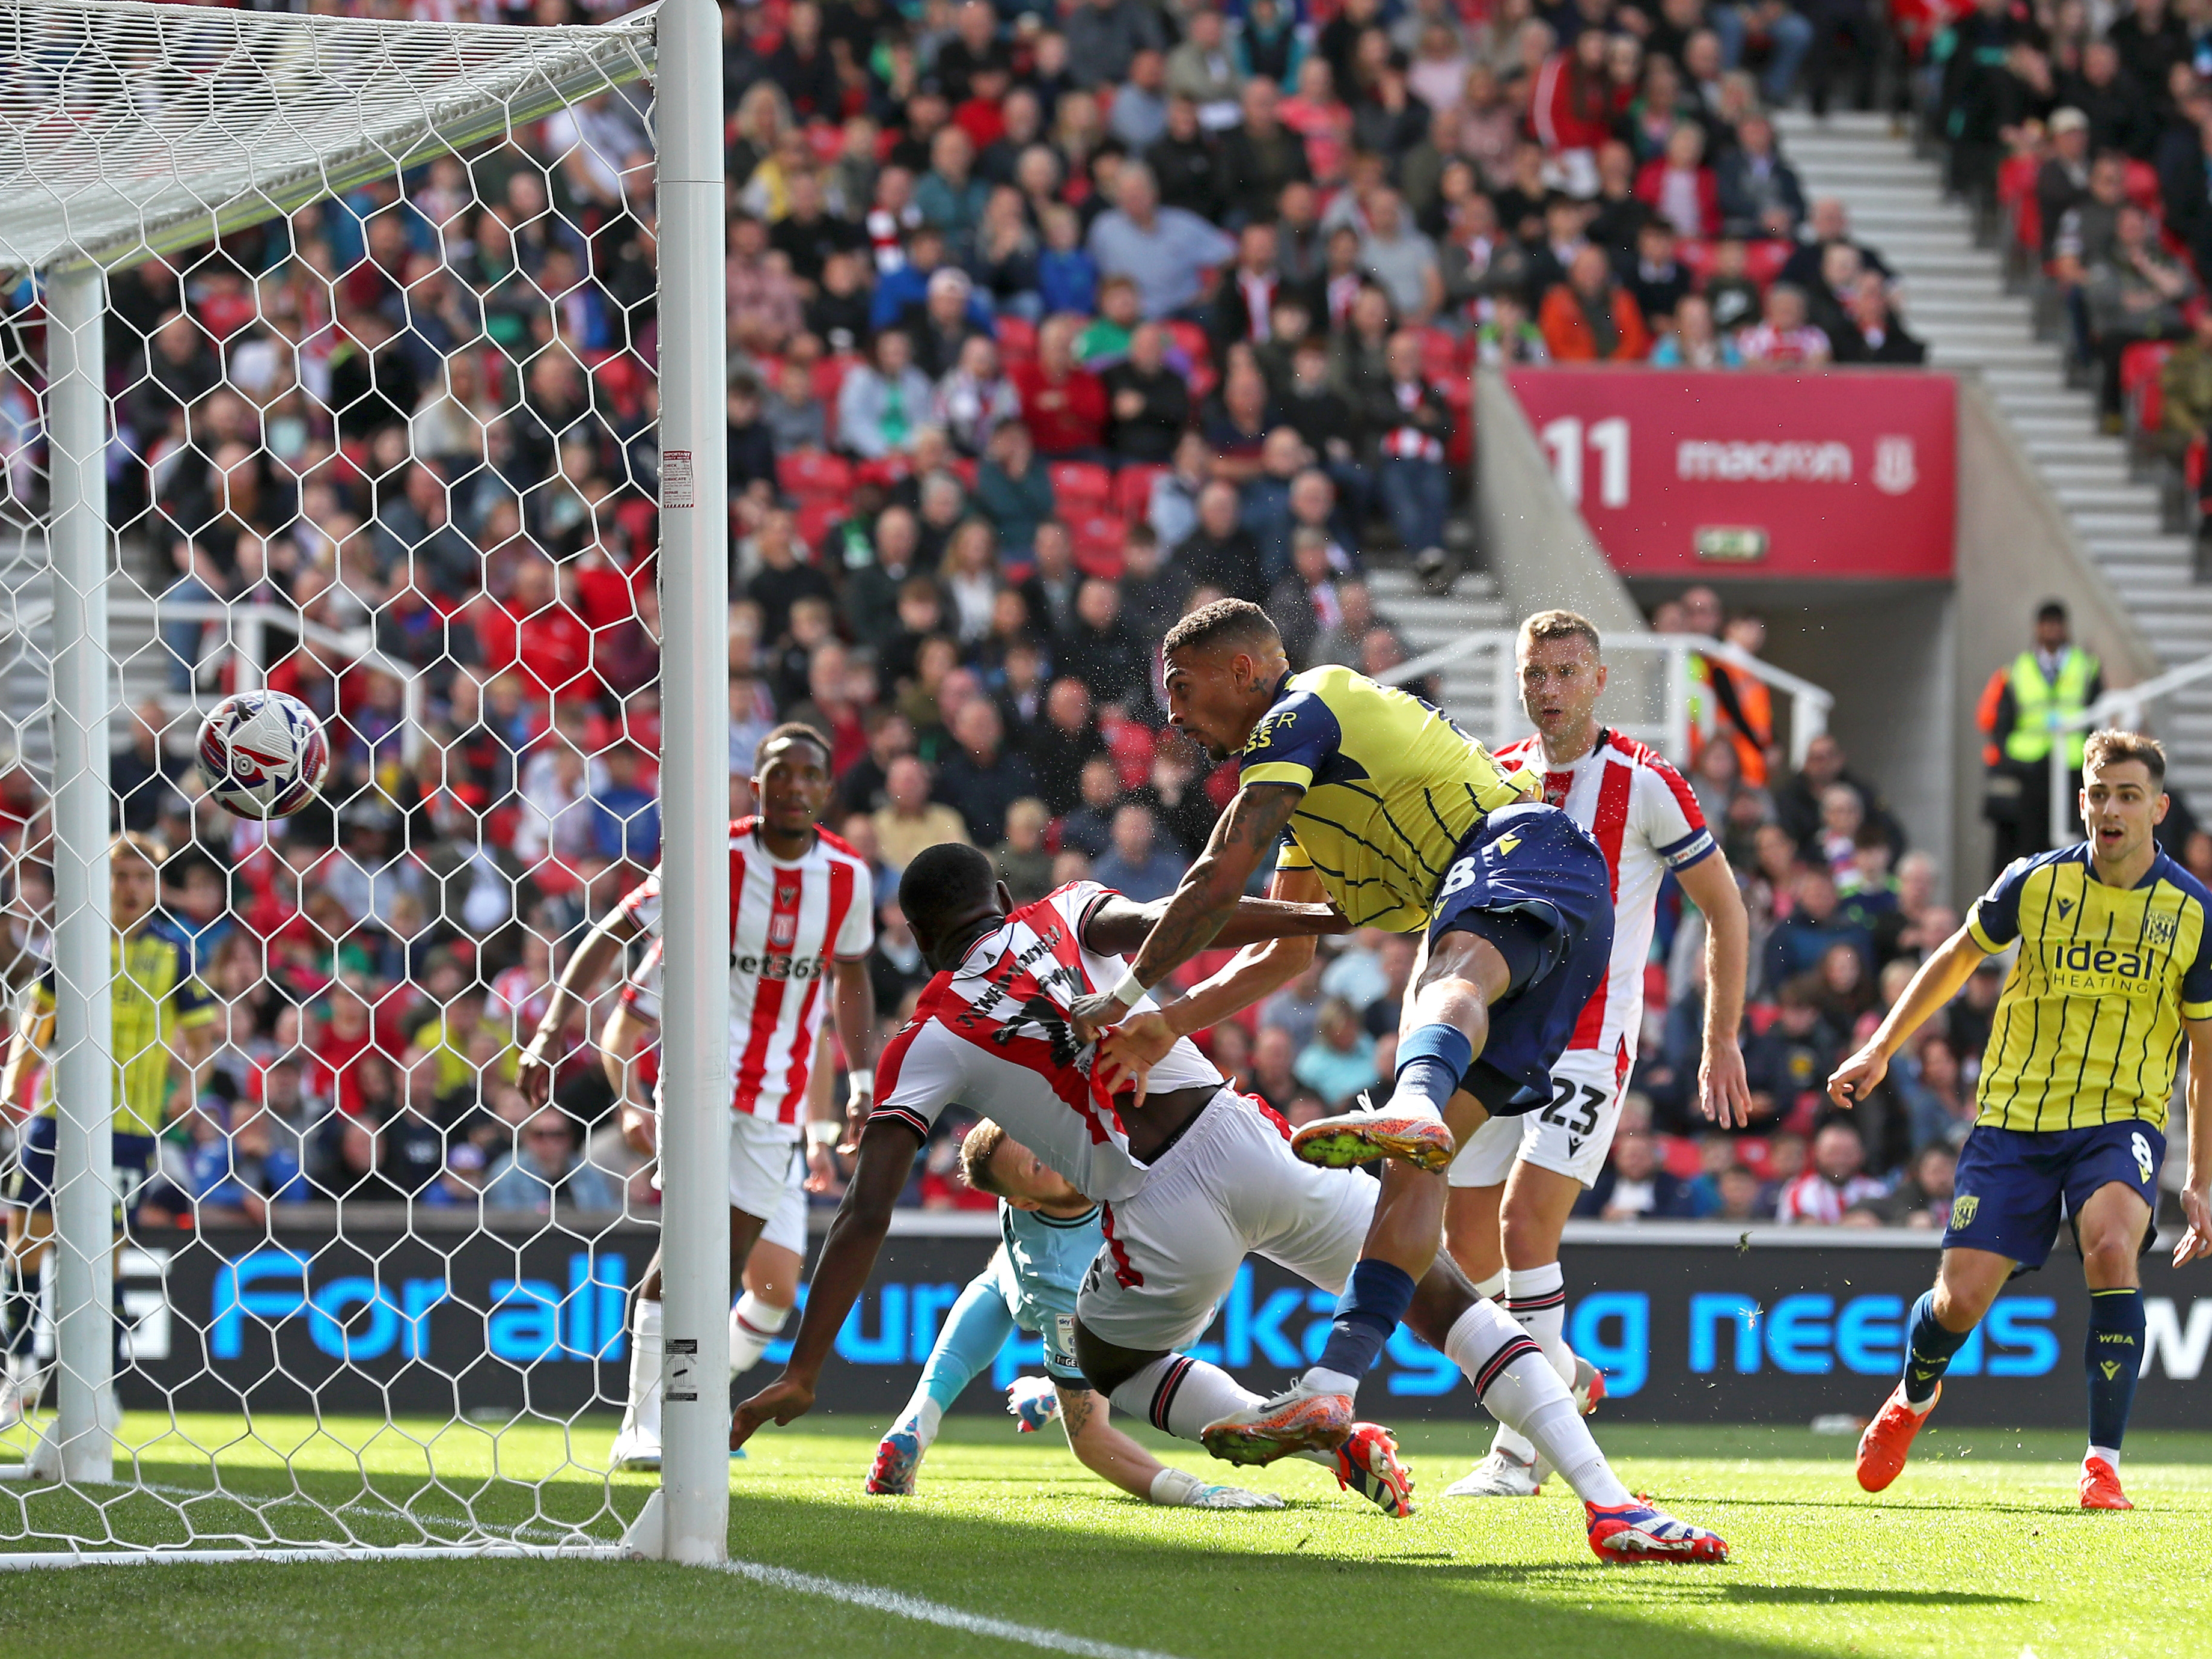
[195,690,331,818]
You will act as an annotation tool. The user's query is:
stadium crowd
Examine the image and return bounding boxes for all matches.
[10,0,2149,1240]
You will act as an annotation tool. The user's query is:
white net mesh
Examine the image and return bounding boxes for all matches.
[1,1,682,1559]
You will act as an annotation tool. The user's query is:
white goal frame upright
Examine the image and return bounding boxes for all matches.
[0,0,730,1567]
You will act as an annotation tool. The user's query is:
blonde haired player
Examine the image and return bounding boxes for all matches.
[1443,611,1752,1497]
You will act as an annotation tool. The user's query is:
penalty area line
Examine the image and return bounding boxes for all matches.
[718,1557,1188,1659]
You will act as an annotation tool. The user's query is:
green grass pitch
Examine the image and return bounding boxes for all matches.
[4,1413,2210,1658]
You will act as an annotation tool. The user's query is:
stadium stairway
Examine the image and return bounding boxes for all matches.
[1368,564,1512,740]
[1777,110,2212,804]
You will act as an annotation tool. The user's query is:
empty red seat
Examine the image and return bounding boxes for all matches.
[1745,239,1792,287]
[855,455,911,490]
[1069,511,1126,577]
[2125,160,2164,213]
[1112,463,1166,522]
[1050,460,1113,512]
[777,448,854,500]
[793,496,842,549]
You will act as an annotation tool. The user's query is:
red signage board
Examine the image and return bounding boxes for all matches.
[1505,368,1957,579]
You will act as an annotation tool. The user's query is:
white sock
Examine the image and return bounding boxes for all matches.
[1443,1300,1633,1507]
[729,1291,790,1377]
[625,1297,662,1442]
[1491,1260,1572,1464]
[1108,1354,1262,1443]
[892,1382,944,1449]
[1903,1389,1938,1416]
[1301,1366,1361,1397]
[1471,1269,1506,1301]
[2089,1443,2121,1472]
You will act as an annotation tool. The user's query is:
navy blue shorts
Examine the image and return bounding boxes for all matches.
[1943,1119,2164,1271]
[2,1114,159,1218]
[1427,802,1614,1117]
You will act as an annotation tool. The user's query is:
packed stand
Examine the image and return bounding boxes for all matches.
[2,0,1928,1233]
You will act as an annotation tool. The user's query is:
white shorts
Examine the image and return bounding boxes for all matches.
[1074,1090,1379,1355]
[656,1107,808,1256]
[1447,1045,1629,1190]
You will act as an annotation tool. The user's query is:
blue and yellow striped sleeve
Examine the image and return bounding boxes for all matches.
[1967,857,2030,954]
[1237,688,1340,793]
[2181,893,2212,1021]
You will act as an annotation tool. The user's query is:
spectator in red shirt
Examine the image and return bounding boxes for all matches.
[1009,314,1108,459]
[1634,122,1720,240]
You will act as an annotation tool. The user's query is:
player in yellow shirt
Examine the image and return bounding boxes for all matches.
[1069,599,1616,1464]
[1830,732,2212,1510]
[2,834,216,1425]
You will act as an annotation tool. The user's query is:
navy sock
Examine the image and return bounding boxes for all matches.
[1312,1259,1418,1386]
[0,1259,28,1364]
[1391,1024,1473,1119]
[1902,1289,1972,1405]
[2085,1288,2145,1453]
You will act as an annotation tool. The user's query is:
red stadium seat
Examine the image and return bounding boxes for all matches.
[1069,511,1127,577]
[1745,239,1792,287]
[1049,460,1113,512]
[1112,462,1166,522]
[776,448,854,500]
[855,455,911,490]
[810,353,858,411]
[793,496,842,549]
[2121,340,2172,435]
[1164,320,1211,368]
[1996,150,2040,212]
[1418,325,1470,384]
[1678,238,1717,284]
[2125,160,2164,213]
[994,314,1037,359]
[2187,432,2207,495]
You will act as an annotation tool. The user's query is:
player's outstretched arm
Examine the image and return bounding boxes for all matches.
[518,903,644,1106]
[1093,867,1336,1100]
[1676,853,1754,1128]
[733,1115,920,1446]
[1068,782,1305,1040]
[1827,923,1988,1108]
[1054,1385,1283,1509]
[2176,1015,2212,1266]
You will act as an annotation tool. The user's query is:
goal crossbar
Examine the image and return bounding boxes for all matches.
[0,0,658,275]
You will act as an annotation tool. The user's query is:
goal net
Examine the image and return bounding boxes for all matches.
[0,0,735,1564]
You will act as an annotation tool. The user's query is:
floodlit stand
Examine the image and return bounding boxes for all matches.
[0,0,727,1567]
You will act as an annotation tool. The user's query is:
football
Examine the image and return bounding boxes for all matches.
[194,689,331,819]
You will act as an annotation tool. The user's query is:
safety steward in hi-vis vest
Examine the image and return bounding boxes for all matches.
[1979,600,2102,878]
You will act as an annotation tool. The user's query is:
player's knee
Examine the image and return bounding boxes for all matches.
[2079,1229,2140,1285]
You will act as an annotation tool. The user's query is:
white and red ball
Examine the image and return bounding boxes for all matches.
[194,689,331,818]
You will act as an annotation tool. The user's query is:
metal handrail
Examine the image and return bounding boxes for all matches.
[1381,629,1834,769]
[5,594,426,765]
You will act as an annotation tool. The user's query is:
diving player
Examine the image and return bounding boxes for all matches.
[865,1120,1283,1511]
[1068,599,1615,1465]
[1830,732,2212,1508]
[737,854,1728,1560]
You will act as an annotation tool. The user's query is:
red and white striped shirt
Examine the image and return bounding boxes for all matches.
[616,818,875,1129]
[870,882,1224,1203]
[1491,730,1716,1067]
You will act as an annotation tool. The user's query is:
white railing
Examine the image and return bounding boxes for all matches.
[1379,629,1833,769]
[2045,650,2212,847]
[4,593,427,765]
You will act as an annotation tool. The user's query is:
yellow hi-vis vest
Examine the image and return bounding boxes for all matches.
[2003,647,2097,768]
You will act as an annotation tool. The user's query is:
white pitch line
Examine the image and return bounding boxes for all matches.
[717,1558,1189,1659]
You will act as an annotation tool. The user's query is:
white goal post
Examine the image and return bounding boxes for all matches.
[0,0,729,1566]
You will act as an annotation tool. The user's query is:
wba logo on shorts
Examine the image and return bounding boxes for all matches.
[1950,1194,1979,1230]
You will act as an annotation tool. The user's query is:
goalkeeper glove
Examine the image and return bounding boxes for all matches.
[1006,1374,1062,1432]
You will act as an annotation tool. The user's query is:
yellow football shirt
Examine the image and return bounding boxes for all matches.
[1965,843,2212,1131]
[1237,665,1538,932]
[32,916,215,1135]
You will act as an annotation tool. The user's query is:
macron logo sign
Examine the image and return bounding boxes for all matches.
[1675,439,1854,484]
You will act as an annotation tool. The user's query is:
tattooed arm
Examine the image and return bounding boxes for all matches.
[1067,781,1304,1040]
